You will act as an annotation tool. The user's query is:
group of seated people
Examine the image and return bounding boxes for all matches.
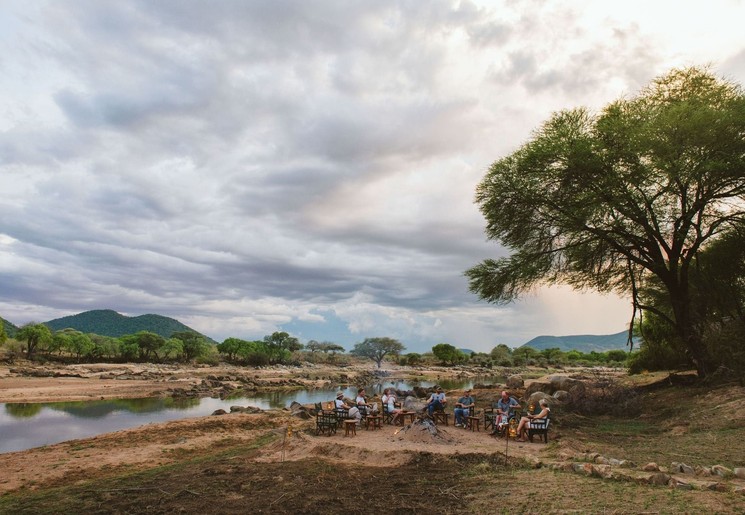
[331,386,550,439]
[333,387,379,426]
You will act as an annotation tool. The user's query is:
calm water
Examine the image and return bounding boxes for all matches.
[0,375,504,454]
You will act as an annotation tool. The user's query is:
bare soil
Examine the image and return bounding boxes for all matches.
[1,363,744,514]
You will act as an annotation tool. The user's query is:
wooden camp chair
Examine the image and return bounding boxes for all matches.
[527,411,551,443]
[315,411,338,436]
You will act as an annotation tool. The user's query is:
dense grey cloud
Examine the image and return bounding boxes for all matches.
[2,0,744,351]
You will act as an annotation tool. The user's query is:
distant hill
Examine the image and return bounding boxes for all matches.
[520,330,636,353]
[43,310,215,343]
[1,316,19,338]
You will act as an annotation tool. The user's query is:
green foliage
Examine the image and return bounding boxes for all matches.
[467,66,745,377]
[161,338,184,360]
[489,344,513,366]
[171,331,209,361]
[0,319,6,345]
[405,352,422,366]
[262,332,301,364]
[350,337,405,368]
[16,323,53,357]
[431,343,466,365]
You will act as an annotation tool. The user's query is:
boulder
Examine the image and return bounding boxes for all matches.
[647,472,671,486]
[642,463,660,472]
[526,375,586,400]
[591,464,613,479]
[672,479,694,490]
[211,409,228,416]
[712,465,733,477]
[526,391,555,409]
[553,390,571,402]
[733,467,745,480]
[506,374,524,389]
[707,482,728,492]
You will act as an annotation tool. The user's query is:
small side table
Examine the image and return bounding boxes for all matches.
[466,416,481,432]
[343,419,357,437]
[366,415,382,430]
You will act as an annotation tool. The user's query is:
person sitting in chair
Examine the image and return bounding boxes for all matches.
[426,386,447,417]
[454,389,475,427]
[492,390,521,435]
[355,388,378,415]
[515,398,550,442]
[335,391,361,426]
[385,391,404,424]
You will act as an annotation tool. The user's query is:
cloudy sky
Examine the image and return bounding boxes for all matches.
[2,1,744,353]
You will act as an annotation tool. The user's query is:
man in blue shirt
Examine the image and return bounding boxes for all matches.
[491,390,520,435]
[454,389,475,427]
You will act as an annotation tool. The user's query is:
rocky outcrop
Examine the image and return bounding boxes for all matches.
[524,375,585,399]
[506,374,524,389]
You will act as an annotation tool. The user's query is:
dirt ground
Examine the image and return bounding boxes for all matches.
[1,362,744,513]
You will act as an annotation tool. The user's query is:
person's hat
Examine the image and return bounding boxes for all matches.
[336,391,344,398]
[436,385,443,391]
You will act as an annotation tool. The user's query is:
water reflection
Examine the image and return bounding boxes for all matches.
[0,375,505,454]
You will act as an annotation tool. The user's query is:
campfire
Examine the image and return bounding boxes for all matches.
[393,414,455,444]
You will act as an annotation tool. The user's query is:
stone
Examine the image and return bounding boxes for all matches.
[571,463,586,473]
[680,463,694,475]
[591,464,613,479]
[647,473,671,486]
[706,482,728,492]
[506,374,524,388]
[712,465,733,477]
[211,409,228,416]
[734,486,745,496]
[553,390,571,402]
[595,456,610,465]
[642,463,660,472]
[696,466,712,476]
[608,458,622,466]
[733,467,745,479]
[672,479,693,490]
[670,462,682,473]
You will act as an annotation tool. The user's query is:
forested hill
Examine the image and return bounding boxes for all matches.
[1,316,19,337]
[521,330,636,353]
[43,310,215,342]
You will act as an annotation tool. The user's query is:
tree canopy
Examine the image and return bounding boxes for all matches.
[431,343,466,365]
[350,337,405,368]
[467,67,745,377]
[16,323,53,357]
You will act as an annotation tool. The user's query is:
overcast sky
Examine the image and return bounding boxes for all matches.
[1,1,744,353]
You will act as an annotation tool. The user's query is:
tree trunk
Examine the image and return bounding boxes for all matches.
[668,282,708,378]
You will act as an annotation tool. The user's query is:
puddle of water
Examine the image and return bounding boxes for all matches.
[0,375,505,454]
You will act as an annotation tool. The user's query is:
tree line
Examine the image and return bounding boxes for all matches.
[0,319,641,371]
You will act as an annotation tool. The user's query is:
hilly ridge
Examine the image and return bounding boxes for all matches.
[1,316,18,338]
[43,310,215,342]
[520,330,636,353]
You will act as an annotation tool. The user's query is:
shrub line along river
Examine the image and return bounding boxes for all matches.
[0,376,505,454]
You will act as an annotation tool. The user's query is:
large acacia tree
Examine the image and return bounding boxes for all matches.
[351,337,405,368]
[466,67,745,378]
